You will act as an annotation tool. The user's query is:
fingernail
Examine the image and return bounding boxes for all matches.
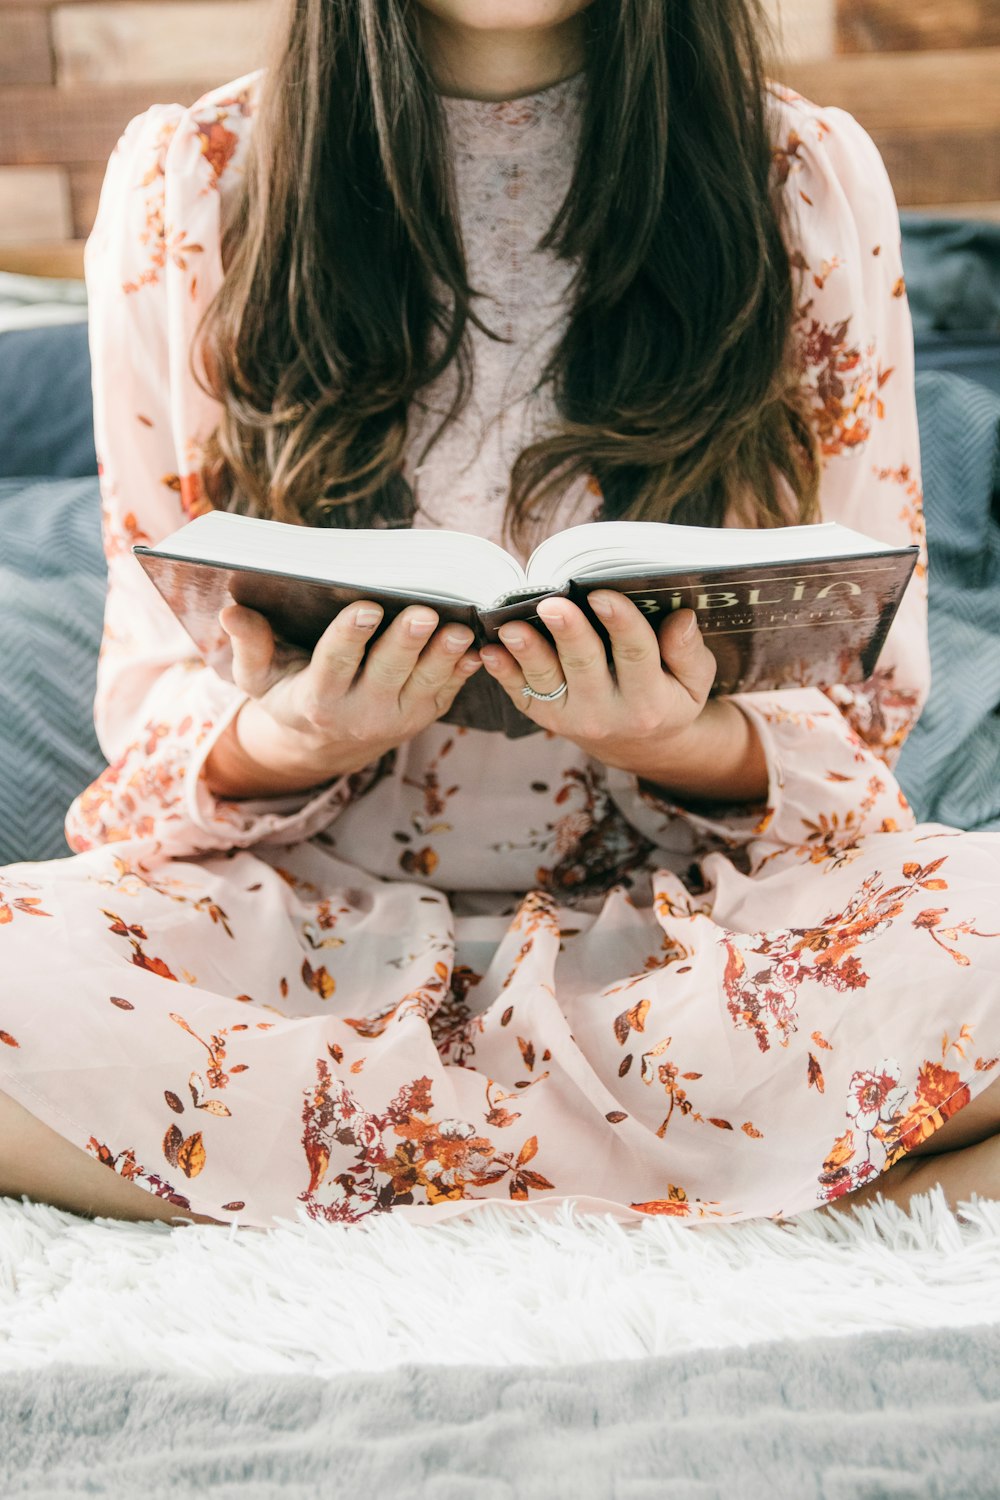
[535,599,566,628]
[480,647,501,670]
[588,593,615,621]
[443,629,472,654]
[680,611,697,642]
[458,656,482,675]
[354,605,382,629]
[498,627,525,649]
[407,611,438,637]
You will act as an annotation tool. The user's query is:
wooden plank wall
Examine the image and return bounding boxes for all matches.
[0,0,998,279]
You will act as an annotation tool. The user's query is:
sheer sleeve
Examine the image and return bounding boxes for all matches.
[64,90,381,861]
[605,90,928,869]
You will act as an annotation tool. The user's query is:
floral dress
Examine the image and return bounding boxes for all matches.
[1,67,997,1229]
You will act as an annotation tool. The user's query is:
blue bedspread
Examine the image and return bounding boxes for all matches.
[895,372,1000,832]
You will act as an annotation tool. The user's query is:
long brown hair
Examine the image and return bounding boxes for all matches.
[193,0,821,549]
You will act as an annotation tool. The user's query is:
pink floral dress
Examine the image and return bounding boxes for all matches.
[2,68,997,1228]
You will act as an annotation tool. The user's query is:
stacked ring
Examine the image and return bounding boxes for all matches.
[521,680,569,702]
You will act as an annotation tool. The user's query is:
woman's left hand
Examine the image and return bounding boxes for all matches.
[480,590,719,776]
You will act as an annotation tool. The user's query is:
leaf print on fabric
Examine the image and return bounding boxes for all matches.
[160,468,214,522]
[485,762,653,899]
[507,1135,555,1201]
[819,1021,1000,1201]
[629,1184,726,1220]
[720,866,927,1054]
[163,1123,207,1178]
[301,957,335,1000]
[0,895,50,925]
[542,765,657,899]
[397,734,464,875]
[87,1136,192,1211]
[121,113,182,296]
[428,964,484,1068]
[604,929,694,995]
[825,667,924,768]
[625,1030,762,1143]
[300,893,355,952]
[873,462,928,579]
[0,873,52,925]
[192,114,240,182]
[613,999,650,1046]
[911,905,1000,966]
[98,492,151,562]
[483,1079,522,1130]
[299,1063,556,1222]
[103,908,180,979]
[770,116,830,191]
[169,1012,245,1093]
[794,308,882,458]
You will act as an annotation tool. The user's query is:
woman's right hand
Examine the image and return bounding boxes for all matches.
[203,601,483,799]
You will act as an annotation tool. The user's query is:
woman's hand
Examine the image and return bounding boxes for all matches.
[479,591,768,805]
[204,601,482,798]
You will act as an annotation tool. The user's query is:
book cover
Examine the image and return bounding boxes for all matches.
[133,545,918,739]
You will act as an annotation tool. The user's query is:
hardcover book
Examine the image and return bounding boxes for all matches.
[133,513,919,739]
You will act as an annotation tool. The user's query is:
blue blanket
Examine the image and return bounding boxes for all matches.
[2,1321,999,1498]
[896,372,1000,831]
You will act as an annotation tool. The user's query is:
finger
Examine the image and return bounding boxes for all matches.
[359,605,441,699]
[479,642,536,709]
[496,618,566,700]
[218,605,279,697]
[587,591,664,697]
[307,600,386,701]
[480,640,574,728]
[400,624,481,711]
[657,609,718,704]
[533,596,613,700]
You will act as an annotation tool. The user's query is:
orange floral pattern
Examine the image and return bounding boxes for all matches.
[0,73,996,1230]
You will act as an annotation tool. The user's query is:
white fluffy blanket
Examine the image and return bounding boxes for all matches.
[1,1185,997,1376]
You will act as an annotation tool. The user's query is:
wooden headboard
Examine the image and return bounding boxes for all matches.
[1,0,998,280]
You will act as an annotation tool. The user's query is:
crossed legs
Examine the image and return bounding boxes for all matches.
[820,1070,1000,1221]
[0,1075,998,1230]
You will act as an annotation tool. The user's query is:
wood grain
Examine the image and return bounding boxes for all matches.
[0,8,54,85]
[0,1,997,271]
[0,240,86,277]
[67,162,106,238]
[52,1,270,86]
[874,127,1000,207]
[0,79,203,165]
[0,166,71,240]
[837,0,1000,53]
[905,201,1000,222]
[778,48,1000,129]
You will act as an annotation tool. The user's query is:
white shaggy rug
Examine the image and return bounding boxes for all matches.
[1,1185,998,1377]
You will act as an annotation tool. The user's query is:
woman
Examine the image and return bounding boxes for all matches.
[1,0,998,1230]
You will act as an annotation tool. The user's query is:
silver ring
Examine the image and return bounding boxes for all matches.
[522,679,569,702]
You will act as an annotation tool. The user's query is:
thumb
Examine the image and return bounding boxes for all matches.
[657,609,717,705]
[218,605,278,697]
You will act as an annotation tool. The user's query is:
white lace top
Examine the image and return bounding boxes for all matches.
[407,69,596,556]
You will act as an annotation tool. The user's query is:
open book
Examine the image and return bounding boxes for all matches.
[133,512,919,738]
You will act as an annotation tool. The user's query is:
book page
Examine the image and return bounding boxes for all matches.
[524,519,901,587]
[150,512,528,606]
